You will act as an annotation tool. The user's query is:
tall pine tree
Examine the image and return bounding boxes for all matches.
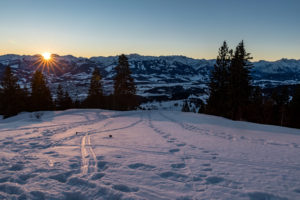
[85,68,103,108]
[0,66,28,118]
[31,70,53,111]
[206,41,231,116]
[289,84,300,128]
[228,41,252,120]
[113,54,137,110]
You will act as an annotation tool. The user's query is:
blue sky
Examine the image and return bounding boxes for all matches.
[0,0,299,60]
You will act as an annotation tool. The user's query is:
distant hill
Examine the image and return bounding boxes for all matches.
[0,54,299,103]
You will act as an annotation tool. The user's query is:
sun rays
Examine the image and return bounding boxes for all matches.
[33,53,62,74]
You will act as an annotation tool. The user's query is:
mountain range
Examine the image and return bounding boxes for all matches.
[0,54,299,103]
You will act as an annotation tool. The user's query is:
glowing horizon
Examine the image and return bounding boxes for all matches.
[42,52,51,60]
[0,0,299,62]
[31,53,61,74]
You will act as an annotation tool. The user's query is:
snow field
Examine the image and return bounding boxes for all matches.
[0,109,299,199]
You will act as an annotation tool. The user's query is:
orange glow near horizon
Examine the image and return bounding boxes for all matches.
[32,53,61,74]
[42,52,51,60]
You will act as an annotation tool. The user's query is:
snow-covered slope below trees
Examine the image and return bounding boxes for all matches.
[0,54,299,102]
[0,109,299,199]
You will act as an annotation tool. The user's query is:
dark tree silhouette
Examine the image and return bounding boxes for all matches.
[31,70,53,111]
[289,84,300,128]
[55,84,65,110]
[0,66,28,118]
[206,41,231,116]
[113,54,137,110]
[181,100,190,112]
[272,86,289,126]
[85,68,103,108]
[246,86,264,123]
[55,84,73,110]
[63,91,73,109]
[228,41,252,120]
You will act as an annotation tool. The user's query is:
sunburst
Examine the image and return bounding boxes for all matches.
[33,52,61,74]
[42,52,51,60]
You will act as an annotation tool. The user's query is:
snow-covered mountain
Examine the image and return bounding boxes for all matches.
[0,54,299,102]
[0,109,299,199]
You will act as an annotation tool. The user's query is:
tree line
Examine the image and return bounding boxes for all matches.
[0,54,138,118]
[1,48,299,129]
[200,41,300,129]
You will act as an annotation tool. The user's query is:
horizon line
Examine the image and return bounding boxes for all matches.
[1,53,300,63]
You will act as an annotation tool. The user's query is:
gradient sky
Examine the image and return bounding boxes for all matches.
[0,0,299,61]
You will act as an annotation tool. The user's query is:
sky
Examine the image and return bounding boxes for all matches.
[0,0,299,61]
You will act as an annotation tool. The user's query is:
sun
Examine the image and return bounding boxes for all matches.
[33,52,61,74]
[42,52,51,60]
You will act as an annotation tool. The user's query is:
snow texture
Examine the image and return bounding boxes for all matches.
[0,109,299,199]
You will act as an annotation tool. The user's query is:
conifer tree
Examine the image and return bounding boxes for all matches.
[289,84,300,128]
[63,91,73,109]
[0,87,3,115]
[228,41,252,120]
[85,68,103,108]
[276,86,289,126]
[31,70,53,111]
[181,100,190,112]
[206,41,231,116]
[113,54,137,110]
[247,86,264,123]
[55,84,65,110]
[270,86,289,126]
[0,66,27,118]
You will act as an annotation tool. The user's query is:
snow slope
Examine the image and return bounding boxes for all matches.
[0,110,299,199]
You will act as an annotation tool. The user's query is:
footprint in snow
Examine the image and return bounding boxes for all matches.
[171,163,186,169]
[205,176,225,184]
[159,171,188,182]
[68,177,96,188]
[49,171,73,183]
[0,184,24,195]
[169,149,180,153]
[202,168,213,172]
[97,161,109,171]
[112,184,139,193]
[128,163,155,170]
[44,151,56,155]
[247,192,288,200]
[30,191,45,200]
[91,173,105,180]
[9,163,24,171]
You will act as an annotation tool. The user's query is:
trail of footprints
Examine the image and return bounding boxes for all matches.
[0,111,264,199]
[145,112,239,194]
[159,112,300,150]
[0,113,144,199]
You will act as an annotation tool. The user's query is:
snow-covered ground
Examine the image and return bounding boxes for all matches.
[0,109,299,200]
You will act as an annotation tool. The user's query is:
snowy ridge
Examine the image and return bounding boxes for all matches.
[0,109,299,199]
[0,54,299,102]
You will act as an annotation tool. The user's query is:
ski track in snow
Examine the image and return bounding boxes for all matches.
[0,109,299,200]
[80,132,98,175]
